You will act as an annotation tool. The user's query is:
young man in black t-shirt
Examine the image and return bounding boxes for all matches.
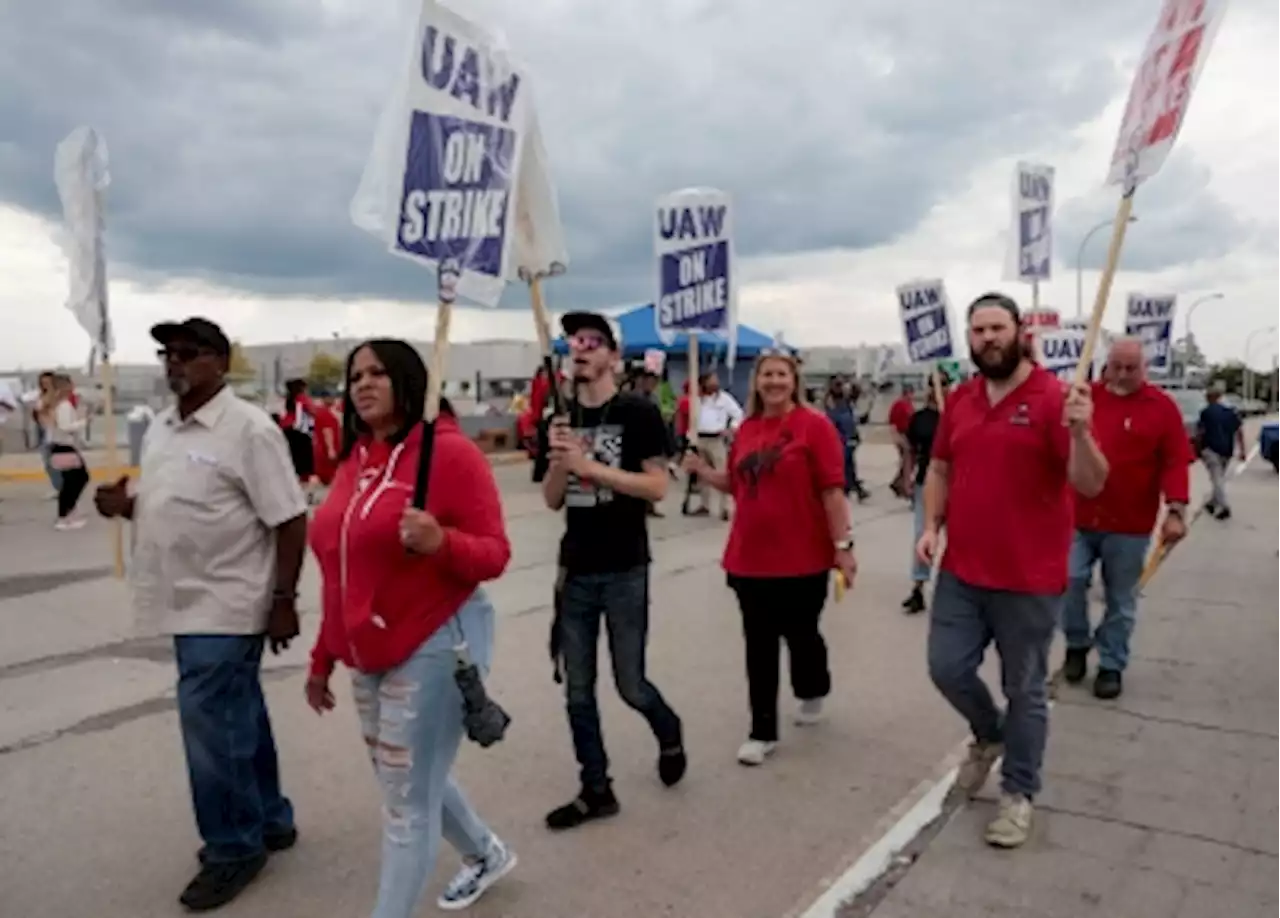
[541,311,685,830]
[902,380,943,614]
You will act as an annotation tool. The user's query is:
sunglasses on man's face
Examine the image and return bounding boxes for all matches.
[568,333,609,352]
[157,344,212,363]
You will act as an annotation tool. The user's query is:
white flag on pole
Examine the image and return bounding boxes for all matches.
[54,126,112,358]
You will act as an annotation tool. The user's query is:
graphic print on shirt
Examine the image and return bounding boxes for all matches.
[565,423,623,507]
[735,431,795,499]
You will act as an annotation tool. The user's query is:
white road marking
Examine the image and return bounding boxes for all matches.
[1232,442,1259,478]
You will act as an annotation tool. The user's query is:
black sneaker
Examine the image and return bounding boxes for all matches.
[1093,668,1123,700]
[197,827,296,865]
[1214,507,1231,521]
[179,854,267,912]
[545,785,620,831]
[1063,648,1089,685]
[658,724,687,787]
[902,586,925,615]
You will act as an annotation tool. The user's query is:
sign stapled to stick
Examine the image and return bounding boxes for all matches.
[654,188,735,342]
[1124,293,1177,373]
[896,279,955,364]
[350,0,566,503]
[1076,0,1229,386]
[1005,161,1055,284]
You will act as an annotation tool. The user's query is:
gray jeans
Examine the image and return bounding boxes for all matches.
[927,571,1060,798]
[1202,449,1230,510]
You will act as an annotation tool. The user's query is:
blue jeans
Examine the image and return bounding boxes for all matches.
[174,635,294,864]
[38,435,63,492]
[926,571,1059,798]
[1063,529,1150,673]
[351,593,497,918]
[559,565,683,789]
[910,491,931,583]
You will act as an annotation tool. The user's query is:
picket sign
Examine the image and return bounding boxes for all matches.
[1077,0,1228,386]
[55,126,124,577]
[895,278,955,412]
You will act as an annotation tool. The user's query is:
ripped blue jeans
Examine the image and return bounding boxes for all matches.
[351,592,497,918]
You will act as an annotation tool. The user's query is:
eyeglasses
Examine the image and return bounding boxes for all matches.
[157,345,211,363]
[568,333,609,352]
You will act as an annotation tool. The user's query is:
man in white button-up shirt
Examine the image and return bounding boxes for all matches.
[93,317,309,912]
[690,372,742,520]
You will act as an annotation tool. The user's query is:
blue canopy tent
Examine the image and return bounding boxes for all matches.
[552,303,790,402]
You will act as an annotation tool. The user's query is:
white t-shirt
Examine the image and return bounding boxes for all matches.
[697,391,744,436]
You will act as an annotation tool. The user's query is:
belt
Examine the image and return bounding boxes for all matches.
[697,431,725,438]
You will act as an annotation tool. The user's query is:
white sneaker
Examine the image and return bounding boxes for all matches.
[984,793,1033,848]
[736,739,776,766]
[794,698,825,726]
[54,518,86,531]
[437,836,517,911]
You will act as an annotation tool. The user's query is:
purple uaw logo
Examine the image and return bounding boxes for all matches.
[396,112,517,278]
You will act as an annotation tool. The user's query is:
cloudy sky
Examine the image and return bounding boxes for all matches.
[1,0,1275,370]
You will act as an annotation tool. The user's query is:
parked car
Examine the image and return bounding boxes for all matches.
[1260,423,1279,472]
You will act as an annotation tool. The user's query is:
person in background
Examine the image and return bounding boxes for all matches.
[542,311,685,830]
[685,353,856,766]
[888,384,916,498]
[280,378,316,489]
[824,379,869,503]
[901,376,943,614]
[24,372,63,496]
[93,317,308,911]
[1061,337,1190,700]
[306,339,516,916]
[635,370,667,517]
[692,371,743,520]
[310,391,341,489]
[44,375,90,530]
[917,293,1107,849]
[1198,385,1245,520]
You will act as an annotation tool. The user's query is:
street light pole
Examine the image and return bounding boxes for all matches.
[1076,215,1139,319]
[1183,292,1223,372]
[1243,325,1278,404]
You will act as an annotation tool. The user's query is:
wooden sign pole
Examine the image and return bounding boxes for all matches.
[527,276,565,415]
[1073,193,1137,386]
[101,356,124,578]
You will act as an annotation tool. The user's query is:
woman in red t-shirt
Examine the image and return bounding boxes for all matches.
[304,339,517,913]
[682,354,857,766]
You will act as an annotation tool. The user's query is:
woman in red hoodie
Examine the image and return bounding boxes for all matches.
[305,339,516,916]
[683,353,858,767]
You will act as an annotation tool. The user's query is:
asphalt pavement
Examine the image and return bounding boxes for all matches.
[0,435,1274,918]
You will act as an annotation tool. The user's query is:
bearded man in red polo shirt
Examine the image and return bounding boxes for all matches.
[917,292,1109,849]
[1062,337,1189,700]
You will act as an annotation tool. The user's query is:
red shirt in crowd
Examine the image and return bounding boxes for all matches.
[933,365,1075,595]
[308,416,510,676]
[311,401,341,485]
[674,394,691,439]
[889,396,914,435]
[722,405,845,578]
[1074,382,1190,536]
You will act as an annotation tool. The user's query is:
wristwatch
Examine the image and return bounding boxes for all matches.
[1166,503,1186,519]
[834,536,855,552]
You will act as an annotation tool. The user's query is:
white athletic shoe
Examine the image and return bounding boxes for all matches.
[737,739,777,766]
[437,836,517,911]
[54,517,86,531]
[794,698,825,726]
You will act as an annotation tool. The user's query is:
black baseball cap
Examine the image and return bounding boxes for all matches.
[150,317,232,357]
[561,311,618,351]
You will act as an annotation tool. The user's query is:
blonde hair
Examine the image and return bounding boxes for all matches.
[746,353,804,417]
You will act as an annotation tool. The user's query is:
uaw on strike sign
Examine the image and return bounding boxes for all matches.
[1125,293,1177,372]
[350,2,566,307]
[896,279,955,363]
[654,189,734,339]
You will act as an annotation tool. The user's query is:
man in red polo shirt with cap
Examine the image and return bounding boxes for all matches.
[1062,337,1189,700]
[917,292,1109,849]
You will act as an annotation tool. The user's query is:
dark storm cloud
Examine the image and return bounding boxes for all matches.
[0,0,1221,310]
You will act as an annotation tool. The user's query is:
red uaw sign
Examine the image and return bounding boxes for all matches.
[1022,308,1061,330]
[1107,0,1228,187]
